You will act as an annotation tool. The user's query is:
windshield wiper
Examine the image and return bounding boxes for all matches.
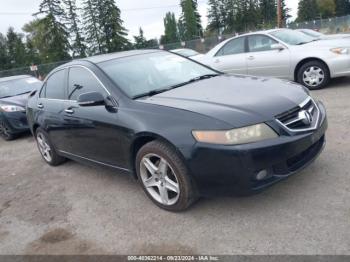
[133,88,171,99]
[133,74,220,99]
[296,39,318,45]
[188,74,220,83]
[164,73,220,90]
[14,91,31,96]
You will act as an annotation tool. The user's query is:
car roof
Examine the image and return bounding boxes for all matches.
[171,48,193,52]
[236,29,280,37]
[0,75,33,83]
[53,49,164,72]
[79,49,161,64]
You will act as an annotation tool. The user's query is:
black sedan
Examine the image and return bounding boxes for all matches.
[26,50,327,211]
[0,75,42,140]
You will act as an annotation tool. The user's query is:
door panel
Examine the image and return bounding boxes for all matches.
[38,69,67,150]
[62,102,127,167]
[60,66,128,168]
[211,36,247,74]
[212,53,247,74]
[247,35,291,78]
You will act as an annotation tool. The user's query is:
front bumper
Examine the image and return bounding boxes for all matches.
[0,111,29,134]
[184,103,328,197]
[328,54,350,78]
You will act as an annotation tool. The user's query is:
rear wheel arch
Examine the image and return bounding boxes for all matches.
[294,58,330,82]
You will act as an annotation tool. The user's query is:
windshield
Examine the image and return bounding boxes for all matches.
[99,52,217,98]
[172,49,200,57]
[300,29,323,38]
[270,29,315,45]
[0,77,42,99]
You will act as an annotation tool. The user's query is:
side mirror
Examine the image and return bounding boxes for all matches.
[271,43,285,51]
[77,92,105,106]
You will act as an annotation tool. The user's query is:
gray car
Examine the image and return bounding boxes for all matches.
[297,29,350,40]
[195,29,350,89]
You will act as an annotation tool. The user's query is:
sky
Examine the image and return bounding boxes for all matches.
[0,0,299,40]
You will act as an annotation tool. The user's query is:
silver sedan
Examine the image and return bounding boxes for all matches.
[195,29,350,89]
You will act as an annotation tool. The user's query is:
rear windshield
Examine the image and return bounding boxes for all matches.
[0,77,42,98]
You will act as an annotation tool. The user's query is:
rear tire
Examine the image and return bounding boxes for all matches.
[297,60,330,90]
[0,120,16,141]
[35,128,66,166]
[136,140,198,211]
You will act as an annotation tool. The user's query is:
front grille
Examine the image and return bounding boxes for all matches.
[273,135,325,175]
[276,98,320,132]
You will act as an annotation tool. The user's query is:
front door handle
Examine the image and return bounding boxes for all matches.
[248,56,255,60]
[37,103,44,109]
[65,108,74,114]
[214,59,220,63]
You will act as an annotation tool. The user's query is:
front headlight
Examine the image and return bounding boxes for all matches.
[0,105,25,112]
[330,47,349,55]
[192,123,278,145]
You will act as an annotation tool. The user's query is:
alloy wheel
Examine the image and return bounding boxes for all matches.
[36,132,52,162]
[140,153,180,206]
[303,66,325,87]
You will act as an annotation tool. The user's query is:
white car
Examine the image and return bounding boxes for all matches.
[194,29,350,89]
[297,29,350,40]
[170,48,204,60]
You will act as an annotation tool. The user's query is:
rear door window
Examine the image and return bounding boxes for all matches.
[216,37,246,56]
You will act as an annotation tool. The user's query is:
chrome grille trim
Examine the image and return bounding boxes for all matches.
[275,97,320,132]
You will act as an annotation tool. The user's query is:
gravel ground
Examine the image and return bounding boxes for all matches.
[0,78,349,255]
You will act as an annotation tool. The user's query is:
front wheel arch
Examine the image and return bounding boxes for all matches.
[130,133,189,180]
[294,58,330,82]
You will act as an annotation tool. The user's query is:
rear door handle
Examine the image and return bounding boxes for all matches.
[37,103,44,109]
[65,108,74,114]
[248,56,255,60]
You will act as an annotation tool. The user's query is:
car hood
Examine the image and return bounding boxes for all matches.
[0,93,30,107]
[321,34,350,40]
[138,75,308,127]
[295,38,350,48]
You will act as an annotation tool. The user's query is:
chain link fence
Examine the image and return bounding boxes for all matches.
[0,61,69,79]
[288,15,350,34]
[1,15,350,79]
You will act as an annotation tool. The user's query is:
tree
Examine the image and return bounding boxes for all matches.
[281,0,291,25]
[317,0,336,18]
[334,0,350,16]
[35,0,71,61]
[260,0,277,27]
[6,27,27,68]
[0,33,9,70]
[97,0,130,53]
[63,0,86,58]
[133,28,157,49]
[163,12,179,43]
[207,0,226,34]
[297,0,319,22]
[133,27,147,48]
[23,19,50,63]
[82,0,103,55]
[179,0,202,40]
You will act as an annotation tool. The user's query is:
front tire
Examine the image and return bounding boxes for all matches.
[136,140,198,211]
[0,120,16,141]
[35,128,66,166]
[297,61,330,90]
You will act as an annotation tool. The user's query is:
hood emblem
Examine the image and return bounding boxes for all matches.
[298,110,313,125]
